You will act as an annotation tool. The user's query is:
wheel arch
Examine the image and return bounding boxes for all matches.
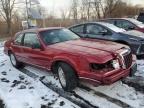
[51,59,79,78]
[7,46,14,56]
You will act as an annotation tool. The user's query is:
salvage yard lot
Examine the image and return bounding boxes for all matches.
[0,42,144,108]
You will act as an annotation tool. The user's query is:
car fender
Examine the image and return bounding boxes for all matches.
[4,40,13,55]
[50,55,81,74]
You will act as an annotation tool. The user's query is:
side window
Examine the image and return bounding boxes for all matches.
[70,25,84,34]
[14,34,23,45]
[116,20,135,30]
[24,33,41,49]
[86,24,111,36]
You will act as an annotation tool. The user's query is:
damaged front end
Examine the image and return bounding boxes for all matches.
[80,48,136,85]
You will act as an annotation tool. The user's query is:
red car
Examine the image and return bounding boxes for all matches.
[4,28,137,91]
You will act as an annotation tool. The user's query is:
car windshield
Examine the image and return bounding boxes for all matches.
[40,29,80,45]
[128,18,144,28]
[101,23,126,33]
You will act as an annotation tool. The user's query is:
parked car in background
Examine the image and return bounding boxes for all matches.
[4,28,136,91]
[100,18,144,33]
[69,22,144,57]
[137,12,144,23]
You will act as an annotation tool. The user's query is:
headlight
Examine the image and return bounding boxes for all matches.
[90,63,105,70]
[90,60,119,72]
[112,59,120,69]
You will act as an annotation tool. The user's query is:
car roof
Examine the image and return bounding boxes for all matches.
[69,21,126,33]
[101,18,135,21]
[92,22,114,26]
[21,27,64,33]
[69,21,114,28]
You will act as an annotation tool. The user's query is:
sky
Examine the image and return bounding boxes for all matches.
[40,0,144,9]
[38,0,71,17]
[40,0,71,11]
[39,0,144,12]
[38,0,144,17]
[129,0,144,5]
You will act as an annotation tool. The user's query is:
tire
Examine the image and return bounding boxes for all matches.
[9,52,23,68]
[57,62,78,91]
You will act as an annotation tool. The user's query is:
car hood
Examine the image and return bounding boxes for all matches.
[48,39,127,63]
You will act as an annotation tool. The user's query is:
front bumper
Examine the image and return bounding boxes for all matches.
[102,63,137,84]
[79,62,137,86]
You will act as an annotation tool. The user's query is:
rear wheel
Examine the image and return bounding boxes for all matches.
[57,62,78,91]
[9,52,23,68]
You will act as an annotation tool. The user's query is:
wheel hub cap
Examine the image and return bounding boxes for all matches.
[58,67,66,87]
[10,54,16,66]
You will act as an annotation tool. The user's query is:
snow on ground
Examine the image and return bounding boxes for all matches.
[136,60,144,77]
[0,44,79,108]
[84,81,144,108]
[24,66,122,108]
[74,88,122,108]
[20,55,144,108]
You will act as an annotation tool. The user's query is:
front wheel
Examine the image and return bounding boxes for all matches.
[57,62,78,91]
[9,52,23,68]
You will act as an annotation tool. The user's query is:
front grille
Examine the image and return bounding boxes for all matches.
[122,51,132,69]
[118,48,133,69]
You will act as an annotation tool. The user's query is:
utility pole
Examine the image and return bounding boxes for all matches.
[25,0,40,29]
[26,0,29,28]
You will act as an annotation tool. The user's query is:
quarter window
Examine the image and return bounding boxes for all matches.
[24,33,40,48]
[71,25,84,34]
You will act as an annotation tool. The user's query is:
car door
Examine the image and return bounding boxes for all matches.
[85,24,113,40]
[11,33,24,61]
[22,32,49,68]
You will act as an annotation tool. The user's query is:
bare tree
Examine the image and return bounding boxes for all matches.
[70,0,79,23]
[80,0,89,21]
[0,0,16,34]
[60,8,69,20]
[103,0,121,18]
